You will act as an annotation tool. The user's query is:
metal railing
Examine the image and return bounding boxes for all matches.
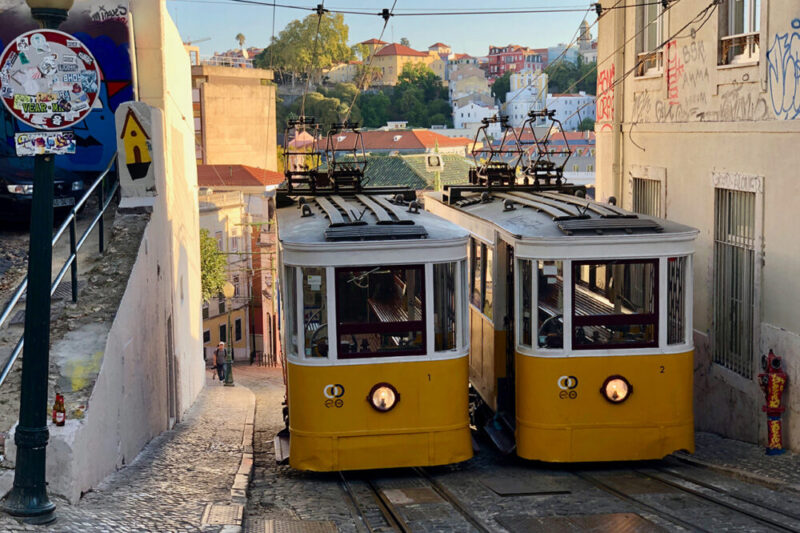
[0,154,119,387]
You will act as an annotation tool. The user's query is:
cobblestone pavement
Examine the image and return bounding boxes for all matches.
[242,366,800,533]
[0,373,253,532]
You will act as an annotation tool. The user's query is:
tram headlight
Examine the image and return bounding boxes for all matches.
[368,383,399,412]
[601,375,632,404]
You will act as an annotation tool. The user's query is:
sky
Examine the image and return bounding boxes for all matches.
[166,0,595,59]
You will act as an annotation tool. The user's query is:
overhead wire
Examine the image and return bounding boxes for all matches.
[300,2,326,118]
[559,0,719,128]
[342,0,398,124]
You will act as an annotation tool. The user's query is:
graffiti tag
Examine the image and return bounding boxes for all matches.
[767,19,800,120]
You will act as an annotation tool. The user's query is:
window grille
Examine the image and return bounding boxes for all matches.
[713,188,756,378]
[667,256,687,345]
[632,177,662,217]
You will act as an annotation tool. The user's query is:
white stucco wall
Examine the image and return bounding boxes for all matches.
[5,0,204,502]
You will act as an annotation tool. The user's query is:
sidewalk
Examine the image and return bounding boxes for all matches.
[676,431,800,493]
[0,370,256,532]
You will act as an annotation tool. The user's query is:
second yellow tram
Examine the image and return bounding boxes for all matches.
[426,186,699,462]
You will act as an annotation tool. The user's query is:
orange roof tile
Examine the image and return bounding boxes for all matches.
[324,130,472,151]
[360,38,388,45]
[429,42,449,48]
[197,164,284,188]
[374,43,428,57]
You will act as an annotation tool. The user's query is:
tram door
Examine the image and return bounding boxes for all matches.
[497,240,516,419]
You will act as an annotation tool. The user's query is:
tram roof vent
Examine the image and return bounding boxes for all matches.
[315,194,429,242]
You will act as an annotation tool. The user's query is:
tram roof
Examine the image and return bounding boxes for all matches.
[278,193,469,246]
[425,190,698,241]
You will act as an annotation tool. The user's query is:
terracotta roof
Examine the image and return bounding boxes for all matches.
[325,130,472,151]
[374,43,428,58]
[360,38,388,45]
[453,53,473,60]
[197,164,284,189]
[429,42,449,48]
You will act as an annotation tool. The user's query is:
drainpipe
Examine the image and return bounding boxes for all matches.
[613,2,627,203]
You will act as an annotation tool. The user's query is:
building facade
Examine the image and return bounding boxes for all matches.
[596,0,800,451]
[191,65,277,171]
[448,65,491,102]
[453,102,501,134]
[487,44,534,81]
[371,43,439,86]
[502,69,549,128]
[546,91,596,130]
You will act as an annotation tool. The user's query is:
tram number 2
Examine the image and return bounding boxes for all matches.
[323,384,345,408]
[659,365,665,374]
[557,375,578,400]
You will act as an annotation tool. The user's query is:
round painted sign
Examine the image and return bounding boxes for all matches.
[0,29,100,131]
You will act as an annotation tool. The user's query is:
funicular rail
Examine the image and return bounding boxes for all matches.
[0,154,119,388]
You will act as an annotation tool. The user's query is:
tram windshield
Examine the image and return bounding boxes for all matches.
[572,259,658,348]
[335,265,425,358]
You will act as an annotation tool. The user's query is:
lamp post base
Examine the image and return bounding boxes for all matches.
[4,492,56,525]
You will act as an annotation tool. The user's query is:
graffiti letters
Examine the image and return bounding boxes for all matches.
[632,91,652,123]
[596,64,615,124]
[89,4,128,23]
[718,82,769,122]
[666,41,684,105]
[766,18,800,120]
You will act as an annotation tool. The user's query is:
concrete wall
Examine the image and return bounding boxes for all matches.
[5,0,205,502]
[596,2,800,450]
[194,65,277,171]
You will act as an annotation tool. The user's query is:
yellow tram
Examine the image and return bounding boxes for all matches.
[425,114,699,462]
[276,120,472,471]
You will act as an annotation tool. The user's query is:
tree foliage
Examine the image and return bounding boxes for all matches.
[400,37,410,47]
[491,71,512,103]
[235,33,245,48]
[254,12,354,83]
[578,117,595,132]
[544,56,597,95]
[276,64,453,134]
[200,229,227,303]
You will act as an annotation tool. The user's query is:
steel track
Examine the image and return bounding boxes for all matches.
[338,471,409,533]
[576,468,800,533]
[414,467,493,533]
[638,467,800,532]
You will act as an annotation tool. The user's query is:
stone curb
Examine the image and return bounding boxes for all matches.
[673,452,800,495]
[201,383,256,533]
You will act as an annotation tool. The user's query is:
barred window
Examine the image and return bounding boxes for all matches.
[632,177,662,217]
[667,256,687,345]
[713,188,757,377]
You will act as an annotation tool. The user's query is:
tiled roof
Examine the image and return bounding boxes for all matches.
[197,164,285,188]
[429,42,449,48]
[374,43,429,57]
[453,53,473,60]
[360,38,388,45]
[326,130,472,151]
[321,154,474,189]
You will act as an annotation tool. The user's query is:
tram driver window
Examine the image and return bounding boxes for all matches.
[572,260,658,349]
[434,262,457,351]
[302,267,327,358]
[469,238,493,319]
[285,266,298,356]
[537,261,564,349]
[335,265,425,358]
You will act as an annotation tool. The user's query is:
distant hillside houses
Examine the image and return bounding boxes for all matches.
[546,92,596,131]
[504,68,549,128]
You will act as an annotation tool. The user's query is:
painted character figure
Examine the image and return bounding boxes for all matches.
[214,342,227,381]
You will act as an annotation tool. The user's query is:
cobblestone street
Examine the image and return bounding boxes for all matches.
[0,365,795,532]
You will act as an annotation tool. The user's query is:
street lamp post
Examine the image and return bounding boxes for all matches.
[222,282,235,386]
[3,0,74,524]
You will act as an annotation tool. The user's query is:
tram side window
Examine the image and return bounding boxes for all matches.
[667,256,687,345]
[302,267,328,358]
[469,238,493,319]
[285,266,298,356]
[335,265,425,358]
[572,260,658,349]
[470,239,482,308]
[519,259,532,347]
[537,261,564,349]
[460,260,468,347]
[434,262,457,351]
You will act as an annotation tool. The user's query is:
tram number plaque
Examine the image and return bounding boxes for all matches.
[0,29,100,130]
[557,375,578,400]
[323,383,345,408]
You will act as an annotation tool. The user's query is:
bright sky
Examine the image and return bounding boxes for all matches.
[166,0,595,59]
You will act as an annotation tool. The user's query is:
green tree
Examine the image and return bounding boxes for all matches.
[491,71,512,103]
[200,229,227,302]
[545,56,596,95]
[400,37,410,47]
[578,117,595,131]
[254,12,354,85]
[235,32,245,48]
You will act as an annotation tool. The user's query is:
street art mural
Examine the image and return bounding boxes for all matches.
[767,18,800,121]
[0,0,133,172]
[596,64,614,132]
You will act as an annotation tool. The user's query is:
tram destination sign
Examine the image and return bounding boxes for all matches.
[0,29,100,131]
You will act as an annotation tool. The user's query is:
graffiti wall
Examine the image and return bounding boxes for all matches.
[0,0,133,173]
[627,16,800,126]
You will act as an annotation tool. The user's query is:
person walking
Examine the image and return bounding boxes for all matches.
[214,342,227,382]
